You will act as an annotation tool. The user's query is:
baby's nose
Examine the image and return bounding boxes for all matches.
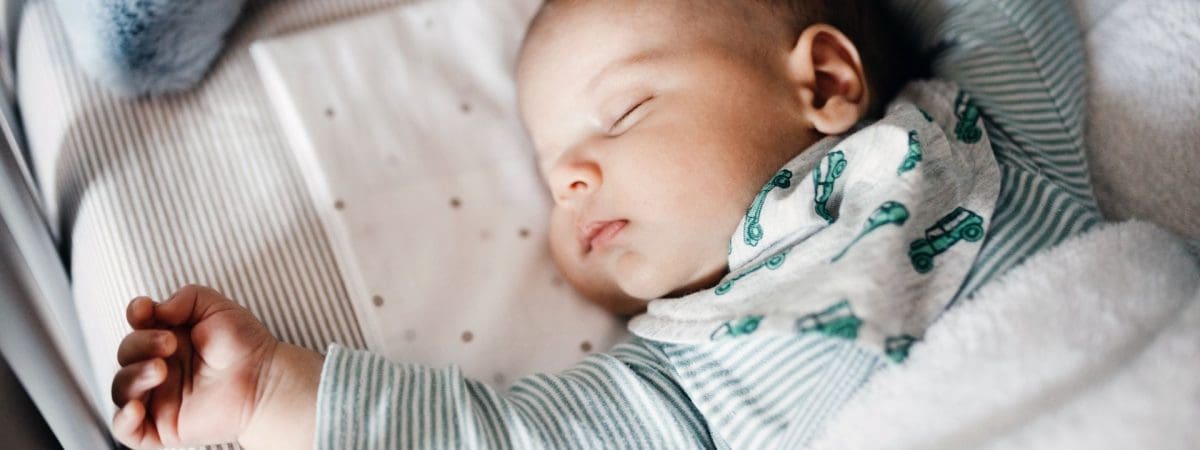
[550,159,602,205]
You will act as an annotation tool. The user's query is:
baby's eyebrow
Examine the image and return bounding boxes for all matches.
[586,49,665,94]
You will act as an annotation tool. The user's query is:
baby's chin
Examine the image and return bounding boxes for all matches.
[613,251,726,300]
[612,251,674,300]
[568,252,727,316]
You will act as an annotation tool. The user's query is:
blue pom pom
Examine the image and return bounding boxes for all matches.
[52,0,248,96]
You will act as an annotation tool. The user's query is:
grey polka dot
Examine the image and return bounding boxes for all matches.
[372,295,384,307]
[493,373,506,385]
[334,200,346,210]
[324,107,334,117]
[461,330,474,343]
[580,341,593,352]
[480,230,492,240]
[404,329,417,341]
[551,276,564,287]
[450,197,462,209]
[519,228,530,238]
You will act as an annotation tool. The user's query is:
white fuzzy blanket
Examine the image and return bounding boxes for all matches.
[810,220,1200,449]
[1076,0,1200,238]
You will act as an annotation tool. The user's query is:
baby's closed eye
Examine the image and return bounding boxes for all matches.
[607,96,654,136]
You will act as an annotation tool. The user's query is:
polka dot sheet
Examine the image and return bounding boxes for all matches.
[251,0,628,388]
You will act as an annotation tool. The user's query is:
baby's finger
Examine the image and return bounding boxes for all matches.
[155,284,238,327]
[112,399,162,450]
[126,297,158,330]
[117,330,177,367]
[111,358,166,406]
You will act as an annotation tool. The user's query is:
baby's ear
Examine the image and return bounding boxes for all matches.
[786,24,870,135]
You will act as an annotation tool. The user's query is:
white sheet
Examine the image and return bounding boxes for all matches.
[251,0,628,388]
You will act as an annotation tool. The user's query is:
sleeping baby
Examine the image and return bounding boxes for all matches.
[109,0,1099,448]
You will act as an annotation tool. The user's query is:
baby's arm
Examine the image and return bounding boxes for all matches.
[889,0,1090,195]
[313,342,711,448]
[887,0,1101,295]
[113,286,713,448]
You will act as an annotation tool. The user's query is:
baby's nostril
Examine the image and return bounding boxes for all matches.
[570,181,587,191]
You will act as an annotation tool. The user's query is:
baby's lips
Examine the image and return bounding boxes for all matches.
[582,219,628,253]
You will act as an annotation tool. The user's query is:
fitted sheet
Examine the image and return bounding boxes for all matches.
[250,0,627,386]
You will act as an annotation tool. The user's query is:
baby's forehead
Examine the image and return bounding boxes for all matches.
[519,0,779,84]
[520,3,738,92]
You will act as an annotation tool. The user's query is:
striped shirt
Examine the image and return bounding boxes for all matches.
[315,0,1100,448]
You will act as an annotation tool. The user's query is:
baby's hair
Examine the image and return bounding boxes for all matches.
[534,0,923,118]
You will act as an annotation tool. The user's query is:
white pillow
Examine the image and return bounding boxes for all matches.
[250,0,630,388]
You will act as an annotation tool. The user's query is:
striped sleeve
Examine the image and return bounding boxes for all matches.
[314,342,715,449]
[890,0,1103,297]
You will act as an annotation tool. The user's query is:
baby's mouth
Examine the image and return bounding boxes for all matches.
[579,219,628,253]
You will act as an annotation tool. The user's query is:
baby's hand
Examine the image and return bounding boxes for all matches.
[110,285,279,449]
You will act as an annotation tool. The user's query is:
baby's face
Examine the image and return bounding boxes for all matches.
[518,0,821,310]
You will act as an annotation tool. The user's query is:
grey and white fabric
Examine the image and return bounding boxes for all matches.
[18,0,421,447]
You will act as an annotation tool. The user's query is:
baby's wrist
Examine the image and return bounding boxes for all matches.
[239,342,324,449]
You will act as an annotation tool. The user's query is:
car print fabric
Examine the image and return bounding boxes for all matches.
[629,80,1001,358]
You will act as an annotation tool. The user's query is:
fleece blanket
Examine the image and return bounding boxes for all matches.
[809,220,1200,449]
[1075,0,1200,238]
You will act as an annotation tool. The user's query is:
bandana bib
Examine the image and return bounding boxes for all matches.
[629,81,1001,362]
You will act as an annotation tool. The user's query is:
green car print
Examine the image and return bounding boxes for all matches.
[715,249,789,295]
[744,170,794,247]
[908,207,985,274]
[885,335,917,363]
[917,107,934,122]
[831,201,910,262]
[954,91,983,144]
[710,315,764,341]
[812,150,848,223]
[897,130,923,175]
[795,300,862,340]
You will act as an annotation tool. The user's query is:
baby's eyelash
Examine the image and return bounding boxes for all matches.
[609,97,652,134]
